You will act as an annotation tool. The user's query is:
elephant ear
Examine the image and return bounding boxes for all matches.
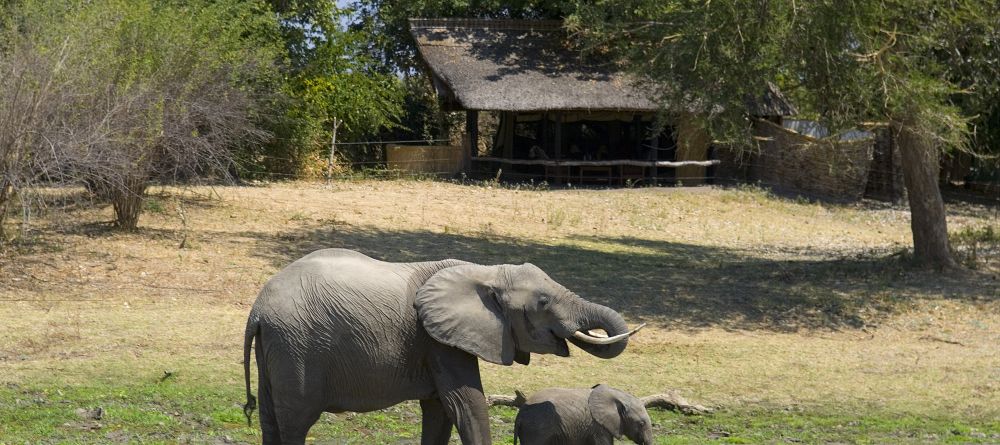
[415,264,515,365]
[589,384,625,439]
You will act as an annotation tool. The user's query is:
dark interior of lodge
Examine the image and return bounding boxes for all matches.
[491,112,683,185]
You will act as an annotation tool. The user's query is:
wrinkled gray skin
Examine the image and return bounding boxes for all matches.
[242,249,634,444]
[514,385,654,445]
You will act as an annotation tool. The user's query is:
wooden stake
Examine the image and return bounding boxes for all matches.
[326,117,339,182]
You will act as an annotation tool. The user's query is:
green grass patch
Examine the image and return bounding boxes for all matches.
[647,409,1000,444]
[950,224,1000,269]
[3,182,998,444]
[2,383,997,444]
[143,196,167,214]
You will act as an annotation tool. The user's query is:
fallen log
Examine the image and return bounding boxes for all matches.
[486,389,711,415]
[487,390,527,407]
[641,391,712,415]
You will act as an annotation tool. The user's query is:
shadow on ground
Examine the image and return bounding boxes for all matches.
[247,220,996,333]
[7,185,994,332]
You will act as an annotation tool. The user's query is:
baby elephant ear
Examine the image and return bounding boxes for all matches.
[415,264,515,365]
[589,384,626,439]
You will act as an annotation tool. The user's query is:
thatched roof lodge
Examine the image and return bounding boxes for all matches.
[410,19,659,113]
[409,18,796,184]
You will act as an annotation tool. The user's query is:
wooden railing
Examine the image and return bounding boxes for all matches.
[472,156,720,168]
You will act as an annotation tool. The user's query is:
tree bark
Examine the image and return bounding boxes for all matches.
[486,390,527,407]
[640,391,713,415]
[895,118,958,269]
[0,180,12,242]
[111,177,147,231]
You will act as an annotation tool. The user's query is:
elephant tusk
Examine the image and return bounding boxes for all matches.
[586,329,609,338]
[572,323,646,345]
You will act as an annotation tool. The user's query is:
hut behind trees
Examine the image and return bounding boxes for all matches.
[408,18,796,185]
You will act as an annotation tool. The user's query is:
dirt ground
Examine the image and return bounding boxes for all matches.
[0,180,997,442]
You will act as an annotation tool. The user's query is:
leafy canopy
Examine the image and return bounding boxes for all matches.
[253,0,406,172]
[570,0,998,153]
[352,0,575,72]
[1,0,282,228]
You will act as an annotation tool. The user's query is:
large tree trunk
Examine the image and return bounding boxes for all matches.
[895,119,958,269]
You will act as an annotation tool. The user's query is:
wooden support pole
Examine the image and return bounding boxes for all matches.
[325,117,339,183]
[553,114,564,183]
[553,113,562,161]
[540,112,549,154]
[633,114,643,158]
[466,110,479,159]
[502,112,515,159]
[647,134,659,184]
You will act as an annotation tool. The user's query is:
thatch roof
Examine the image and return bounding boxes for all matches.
[410,18,658,112]
[410,18,797,116]
[752,82,799,117]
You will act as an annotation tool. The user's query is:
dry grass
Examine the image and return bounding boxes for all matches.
[1,180,998,442]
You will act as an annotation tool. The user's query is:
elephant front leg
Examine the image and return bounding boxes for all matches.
[428,343,492,444]
[420,398,454,445]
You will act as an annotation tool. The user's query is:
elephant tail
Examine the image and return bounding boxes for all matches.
[242,312,259,427]
[512,417,520,445]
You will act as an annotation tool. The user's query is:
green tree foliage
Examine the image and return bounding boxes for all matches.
[353,0,574,73]
[252,0,405,175]
[571,2,793,144]
[572,0,999,268]
[0,0,409,235]
[1,0,281,231]
[941,9,1000,179]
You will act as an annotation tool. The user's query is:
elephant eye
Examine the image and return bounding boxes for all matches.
[537,295,550,307]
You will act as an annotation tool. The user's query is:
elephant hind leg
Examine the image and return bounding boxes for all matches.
[273,405,322,445]
[258,381,283,444]
[420,398,454,445]
[256,342,282,444]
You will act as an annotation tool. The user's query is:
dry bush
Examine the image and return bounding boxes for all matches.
[0,0,276,235]
[62,66,268,230]
[52,1,272,230]
[0,35,74,242]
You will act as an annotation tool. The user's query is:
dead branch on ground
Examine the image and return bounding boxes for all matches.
[486,389,712,414]
[486,390,527,407]
[640,391,713,414]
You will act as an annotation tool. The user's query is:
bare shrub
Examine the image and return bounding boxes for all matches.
[62,63,269,230]
[51,0,274,230]
[0,0,279,235]
[0,28,71,240]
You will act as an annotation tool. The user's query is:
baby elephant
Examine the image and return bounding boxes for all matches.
[514,384,653,445]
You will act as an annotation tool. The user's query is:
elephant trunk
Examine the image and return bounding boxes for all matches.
[641,427,655,445]
[564,298,633,359]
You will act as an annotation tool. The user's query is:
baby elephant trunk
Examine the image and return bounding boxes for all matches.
[633,424,655,445]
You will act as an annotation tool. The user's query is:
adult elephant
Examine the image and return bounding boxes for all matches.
[241,248,642,444]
